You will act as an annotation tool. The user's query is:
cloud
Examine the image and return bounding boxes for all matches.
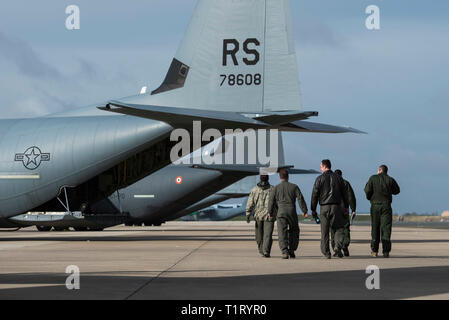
[0,33,142,118]
[294,21,345,48]
[0,31,61,79]
[77,58,97,79]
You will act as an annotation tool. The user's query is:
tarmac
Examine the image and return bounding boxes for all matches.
[0,221,448,300]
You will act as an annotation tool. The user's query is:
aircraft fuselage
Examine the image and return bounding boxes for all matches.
[0,115,172,218]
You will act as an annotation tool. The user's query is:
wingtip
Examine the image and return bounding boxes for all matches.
[348,127,368,134]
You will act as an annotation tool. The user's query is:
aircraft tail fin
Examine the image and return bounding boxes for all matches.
[129,0,302,113]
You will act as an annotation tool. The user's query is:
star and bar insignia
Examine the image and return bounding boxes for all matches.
[15,146,51,170]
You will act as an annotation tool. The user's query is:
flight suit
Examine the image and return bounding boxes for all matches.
[311,170,349,257]
[267,181,308,256]
[331,179,356,251]
[364,173,400,254]
[246,182,275,256]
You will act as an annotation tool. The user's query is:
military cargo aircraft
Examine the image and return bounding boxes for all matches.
[0,0,362,228]
[179,202,248,222]
[6,133,318,231]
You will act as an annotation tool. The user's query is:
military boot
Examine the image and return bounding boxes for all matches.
[343,248,350,257]
[282,253,289,259]
[334,249,344,258]
[289,251,296,259]
[383,252,390,258]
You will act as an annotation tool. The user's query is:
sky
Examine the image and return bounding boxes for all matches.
[0,0,448,214]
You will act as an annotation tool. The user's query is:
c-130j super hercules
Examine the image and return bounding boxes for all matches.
[0,0,363,229]
[7,132,319,230]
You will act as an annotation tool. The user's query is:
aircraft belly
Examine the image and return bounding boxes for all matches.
[0,116,171,218]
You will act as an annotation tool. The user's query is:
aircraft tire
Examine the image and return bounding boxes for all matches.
[88,228,104,231]
[36,226,52,232]
[73,227,88,231]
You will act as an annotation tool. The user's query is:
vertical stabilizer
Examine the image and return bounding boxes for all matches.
[137,0,302,113]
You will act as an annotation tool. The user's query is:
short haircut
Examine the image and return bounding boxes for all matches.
[279,169,289,180]
[379,165,388,174]
[335,169,342,176]
[321,159,332,169]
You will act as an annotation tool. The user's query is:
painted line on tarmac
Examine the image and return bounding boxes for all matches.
[124,231,220,300]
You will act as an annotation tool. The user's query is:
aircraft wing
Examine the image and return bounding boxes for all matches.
[99,101,269,129]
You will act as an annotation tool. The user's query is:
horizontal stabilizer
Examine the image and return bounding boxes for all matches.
[289,168,320,174]
[281,120,367,134]
[99,102,365,134]
[99,101,269,129]
[253,111,318,126]
[214,193,249,198]
[191,164,271,175]
[191,164,319,175]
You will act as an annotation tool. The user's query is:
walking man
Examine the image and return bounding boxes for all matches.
[246,175,275,258]
[268,169,308,259]
[311,160,349,259]
[364,165,400,258]
[331,169,356,257]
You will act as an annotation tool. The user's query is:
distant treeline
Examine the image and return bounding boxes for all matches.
[402,212,441,216]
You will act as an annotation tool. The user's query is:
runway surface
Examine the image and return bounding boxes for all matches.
[0,221,448,300]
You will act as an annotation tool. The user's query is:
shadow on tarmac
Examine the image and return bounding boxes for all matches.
[1,234,449,245]
[1,265,448,300]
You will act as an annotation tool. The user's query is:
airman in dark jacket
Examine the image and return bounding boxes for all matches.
[364,164,400,258]
[331,169,356,257]
[311,160,349,259]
